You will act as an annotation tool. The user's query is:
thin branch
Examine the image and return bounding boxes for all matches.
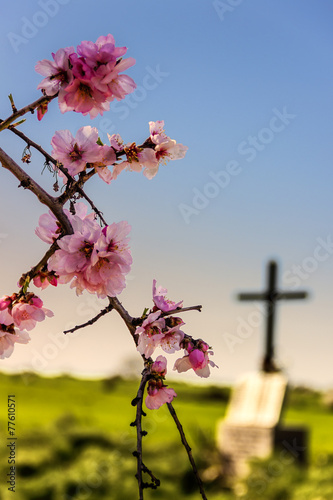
[108,296,138,342]
[7,126,108,225]
[141,463,160,489]
[63,303,114,334]
[132,368,151,500]
[161,305,202,318]
[0,146,73,235]
[167,402,208,500]
[0,94,56,132]
[18,241,59,294]
[58,169,108,226]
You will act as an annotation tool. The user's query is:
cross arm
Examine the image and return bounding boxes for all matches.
[237,293,266,301]
[278,291,308,300]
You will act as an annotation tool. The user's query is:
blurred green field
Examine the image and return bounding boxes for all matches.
[0,373,332,500]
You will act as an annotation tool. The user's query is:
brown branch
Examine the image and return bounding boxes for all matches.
[167,402,208,500]
[108,296,138,342]
[132,368,154,499]
[7,126,108,225]
[0,146,73,235]
[161,305,202,318]
[63,303,114,334]
[18,241,60,294]
[0,94,56,132]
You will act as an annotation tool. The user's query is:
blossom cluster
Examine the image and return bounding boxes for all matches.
[145,356,177,410]
[35,34,136,118]
[0,292,53,359]
[50,120,187,185]
[112,120,188,180]
[136,281,217,410]
[36,203,132,298]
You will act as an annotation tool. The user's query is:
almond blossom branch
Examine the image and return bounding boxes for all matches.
[0,94,56,132]
[167,402,208,500]
[7,126,108,225]
[0,146,72,235]
[63,303,114,334]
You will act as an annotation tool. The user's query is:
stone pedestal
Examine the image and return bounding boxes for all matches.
[217,372,290,476]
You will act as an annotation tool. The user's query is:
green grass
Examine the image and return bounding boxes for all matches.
[0,372,332,500]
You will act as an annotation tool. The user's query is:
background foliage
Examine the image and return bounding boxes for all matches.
[0,373,332,499]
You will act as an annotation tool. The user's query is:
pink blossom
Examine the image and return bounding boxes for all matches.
[35,46,74,96]
[35,203,95,245]
[151,355,168,376]
[48,218,102,279]
[108,133,124,152]
[51,126,103,177]
[94,58,136,101]
[136,311,165,357]
[69,53,94,82]
[82,221,132,297]
[145,355,177,410]
[154,139,188,164]
[149,120,168,144]
[35,210,63,244]
[48,218,132,298]
[113,143,157,180]
[77,35,119,67]
[0,324,30,359]
[33,270,58,290]
[147,121,188,179]
[70,202,96,222]
[145,385,177,410]
[35,36,136,117]
[173,340,218,378]
[152,280,183,312]
[59,78,109,118]
[103,73,136,102]
[136,313,184,357]
[0,297,13,326]
[11,299,53,332]
[92,145,116,184]
[0,296,12,311]
[159,320,184,354]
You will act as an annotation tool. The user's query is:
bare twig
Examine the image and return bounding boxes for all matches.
[8,94,17,114]
[161,304,202,318]
[64,303,114,334]
[132,368,158,499]
[0,94,56,132]
[17,241,60,295]
[108,296,138,342]
[167,402,208,500]
[0,146,72,235]
[7,126,108,225]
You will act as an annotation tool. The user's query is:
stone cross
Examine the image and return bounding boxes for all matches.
[238,260,308,372]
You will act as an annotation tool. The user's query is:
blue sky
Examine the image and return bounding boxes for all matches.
[0,0,332,388]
